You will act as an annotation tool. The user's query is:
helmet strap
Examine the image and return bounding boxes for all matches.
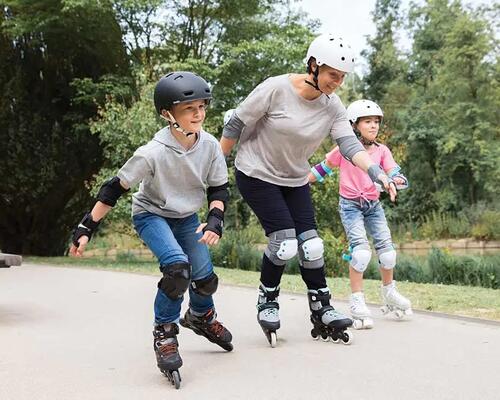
[353,126,378,146]
[304,64,330,99]
[162,112,197,137]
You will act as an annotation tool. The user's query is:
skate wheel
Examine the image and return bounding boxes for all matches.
[364,318,374,329]
[269,331,277,348]
[380,306,389,315]
[394,310,404,319]
[172,370,181,389]
[331,337,340,344]
[352,319,363,330]
[321,333,330,342]
[404,308,413,317]
[341,330,353,345]
[311,329,319,340]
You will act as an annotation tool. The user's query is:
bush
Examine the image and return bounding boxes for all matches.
[428,248,500,289]
[420,211,471,239]
[211,226,263,271]
[471,210,500,240]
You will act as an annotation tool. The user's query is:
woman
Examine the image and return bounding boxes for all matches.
[220,34,396,347]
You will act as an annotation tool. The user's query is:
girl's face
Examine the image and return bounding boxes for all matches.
[169,99,207,132]
[316,64,346,95]
[355,116,381,142]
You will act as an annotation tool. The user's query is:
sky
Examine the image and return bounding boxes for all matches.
[295,0,492,74]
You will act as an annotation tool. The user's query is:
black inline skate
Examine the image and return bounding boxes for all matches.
[180,308,233,351]
[256,284,280,347]
[308,288,354,345]
[153,323,182,389]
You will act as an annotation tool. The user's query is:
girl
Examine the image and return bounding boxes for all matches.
[310,99,412,329]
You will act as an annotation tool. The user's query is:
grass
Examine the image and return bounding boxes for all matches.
[26,256,500,322]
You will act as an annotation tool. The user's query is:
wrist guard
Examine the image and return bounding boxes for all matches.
[72,212,100,246]
[203,207,224,237]
[310,160,334,183]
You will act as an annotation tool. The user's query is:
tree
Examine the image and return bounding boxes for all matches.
[396,0,499,219]
[0,1,131,255]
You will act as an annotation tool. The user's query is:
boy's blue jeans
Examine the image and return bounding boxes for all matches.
[338,197,393,255]
[133,212,214,324]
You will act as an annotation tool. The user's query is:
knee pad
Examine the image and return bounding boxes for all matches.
[264,229,298,266]
[378,249,397,269]
[158,262,191,300]
[298,230,324,269]
[350,245,372,273]
[191,272,218,296]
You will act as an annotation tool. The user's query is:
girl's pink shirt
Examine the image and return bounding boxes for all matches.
[326,144,398,200]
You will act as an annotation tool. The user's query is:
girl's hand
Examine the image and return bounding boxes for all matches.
[378,174,397,202]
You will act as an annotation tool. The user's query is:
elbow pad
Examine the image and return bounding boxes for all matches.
[207,182,229,205]
[97,176,129,207]
[222,112,245,140]
[337,135,365,163]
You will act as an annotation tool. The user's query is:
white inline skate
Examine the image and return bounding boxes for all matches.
[349,292,374,329]
[380,281,413,319]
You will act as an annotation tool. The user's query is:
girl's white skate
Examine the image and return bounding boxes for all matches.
[380,281,413,319]
[349,292,374,329]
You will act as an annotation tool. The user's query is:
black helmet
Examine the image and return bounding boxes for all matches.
[154,71,212,114]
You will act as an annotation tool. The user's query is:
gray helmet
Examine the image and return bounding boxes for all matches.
[154,71,212,114]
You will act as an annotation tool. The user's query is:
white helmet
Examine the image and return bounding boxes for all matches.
[306,34,356,73]
[346,100,384,124]
[223,108,235,125]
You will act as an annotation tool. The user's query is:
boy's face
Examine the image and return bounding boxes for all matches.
[355,116,381,142]
[170,99,207,132]
[316,64,346,95]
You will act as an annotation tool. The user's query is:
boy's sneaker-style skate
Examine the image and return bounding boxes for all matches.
[380,280,413,319]
[349,292,374,329]
[308,288,354,345]
[180,308,233,351]
[257,284,280,347]
[153,323,182,389]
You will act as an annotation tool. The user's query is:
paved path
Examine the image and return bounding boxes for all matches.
[1,264,499,400]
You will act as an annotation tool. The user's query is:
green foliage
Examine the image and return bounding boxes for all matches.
[471,210,500,240]
[210,224,265,271]
[420,211,471,239]
[428,248,500,289]
[0,0,131,255]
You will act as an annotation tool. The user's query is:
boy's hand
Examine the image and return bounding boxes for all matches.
[197,207,224,246]
[196,223,220,246]
[69,235,89,257]
[69,212,100,257]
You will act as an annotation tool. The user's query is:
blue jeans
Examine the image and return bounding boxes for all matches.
[338,197,393,255]
[133,212,215,324]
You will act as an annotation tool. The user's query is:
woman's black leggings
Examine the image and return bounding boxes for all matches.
[235,169,328,290]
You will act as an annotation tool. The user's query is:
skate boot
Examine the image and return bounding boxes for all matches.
[308,288,353,345]
[180,308,233,351]
[380,280,413,319]
[349,292,374,329]
[256,284,280,347]
[153,323,182,389]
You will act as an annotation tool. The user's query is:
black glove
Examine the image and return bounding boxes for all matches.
[72,212,100,246]
[203,207,224,237]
